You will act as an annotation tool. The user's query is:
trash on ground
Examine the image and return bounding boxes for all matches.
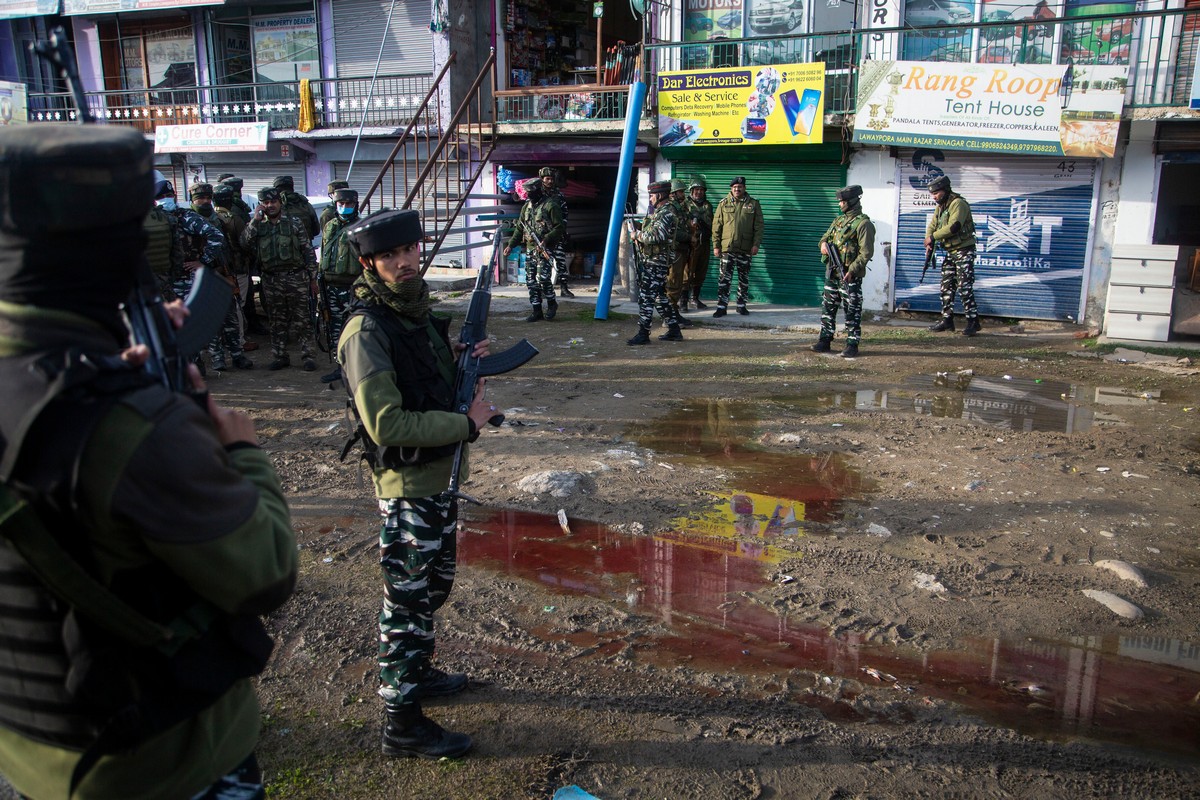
[1081,589,1143,620]
[863,666,897,682]
[1093,559,1148,588]
[1121,471,1149,479]
[913,572,947,593]
[1096,466,1111,473]
[557,509,571,536]
[965,480,985,491]
[866,523,892,538]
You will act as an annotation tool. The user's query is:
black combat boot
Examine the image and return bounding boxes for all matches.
[627,327,651,345]
[840,342,859,359]
[320,365,342,383]
[525,305,544,322]
[418,666,468,698]
[810,338,832,353]
[267,356,290,371]
[929,316,955,332]
[658,324,683,342]
[693,289,707,310]
[545,298,558,320]
[559,280,575,298]
[736,305,750,316]
[962,317,981,337]
[382,705,472,760]
[233,355,254,370]
[712,306,727,318]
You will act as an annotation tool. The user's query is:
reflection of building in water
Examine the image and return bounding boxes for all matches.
[460,509,1200,755]
[908,373,1095,433]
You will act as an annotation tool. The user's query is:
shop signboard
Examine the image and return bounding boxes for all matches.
[682,0,746,70]
[0,0,58,18]
[853,60,1127,158]
[0,81,27,125]
[658,62,826,147]
[893,150,1097,321]
[253,12,319,84]
[1193,53,1200,110]
[153,121,269,153]
[63,0,223,12]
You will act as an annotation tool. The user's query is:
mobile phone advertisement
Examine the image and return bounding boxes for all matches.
[657,62,825,148]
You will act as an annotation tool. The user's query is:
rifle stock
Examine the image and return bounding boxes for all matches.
[445,228,539,504]
[921,247,936,284]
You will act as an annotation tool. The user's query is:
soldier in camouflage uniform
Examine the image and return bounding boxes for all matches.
[144,171,183,300]
[218,174,267,336]
[319,179,351,232]
[317,188,361,383]
[925,174,981,336]
[685,177,713,309]
[665,178,693,323]
[539,167,574,297]
[217,173,252,224]
[214,183,252,351]
[273,174,320,240]
[190,183,253,371]
[627,180,683,345]
[812,185,875,359]
[711,176,764,317]
[242,186,318,371]
[504,177,564,322]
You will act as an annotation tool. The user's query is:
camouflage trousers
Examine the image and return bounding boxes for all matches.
[262,268,316,361]
[526,249,557,307]
[323,281,354,359]
[377,494,458,710]
[207,293,245,368]
[716,251,752,309]
[687,234,711,295]
[667,241,690,305]
[636,255,679,330]
[170,273,202,366]
[549,245,568,286]
[819,275,864,345]
[939,248,978,320]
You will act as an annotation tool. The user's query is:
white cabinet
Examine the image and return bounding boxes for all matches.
[1105,244,1178,342]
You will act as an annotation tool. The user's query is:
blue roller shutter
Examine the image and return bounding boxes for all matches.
[895,152,1098,321]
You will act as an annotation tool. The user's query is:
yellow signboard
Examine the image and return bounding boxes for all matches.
[657,62,825,147]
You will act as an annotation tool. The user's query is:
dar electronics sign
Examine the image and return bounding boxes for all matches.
[657,63,826,147]
[154,122,269,153]
[853,60,1128,158]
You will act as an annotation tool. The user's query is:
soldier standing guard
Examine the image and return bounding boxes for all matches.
[213,183,254,355]
[812,184,875,359]
[273,174,320,240]
[504,177,564,322]
[711,176,764,317]
[319,179,351,232]
[628,179,684,345]
[539,167,574,297]
[666,178,693,324]
[317,187,362,384]
[242,186,319,371]
[925,174,981,336]
[685,176,713,310]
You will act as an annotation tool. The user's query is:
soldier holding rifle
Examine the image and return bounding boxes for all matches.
[812,185,874,359]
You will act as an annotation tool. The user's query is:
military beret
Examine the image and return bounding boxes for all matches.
[345,208,423,257]
[257,186,281,202]
[648,179,671,194]
[928,175,951,193]
[523,177,543,192]
[670,178,687,192]
[836,185,863,201]
[0,124,153,236]
[333,188,359,204]
[538,167,555,178]
[220,175,244,190]
[189,182,214,198]
[272,175,294,190]
[327,179,350,194]
[730,176,746,187]
[213,183,235,202]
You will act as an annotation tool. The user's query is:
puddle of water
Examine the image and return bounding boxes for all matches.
[459,510,1200,757]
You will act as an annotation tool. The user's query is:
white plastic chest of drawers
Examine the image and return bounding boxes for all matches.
[1105,244,1177,342]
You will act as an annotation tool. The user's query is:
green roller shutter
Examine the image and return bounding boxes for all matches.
[671,144,845,306]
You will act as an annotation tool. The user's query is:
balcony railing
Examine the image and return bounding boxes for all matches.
[26,72,436,131]
[648,7,1200,115]
[494,83,650,124]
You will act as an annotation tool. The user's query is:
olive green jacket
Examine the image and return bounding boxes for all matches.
[926,193,977,252]
[711,193,764,254]
[820,208,875,280]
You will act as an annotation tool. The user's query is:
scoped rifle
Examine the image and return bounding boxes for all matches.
[34,25,231,398]
[445,228,540,504]
[920,247,937,284]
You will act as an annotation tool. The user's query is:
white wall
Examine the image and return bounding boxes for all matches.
[1113,120,1159,246]
[848,147,900,313]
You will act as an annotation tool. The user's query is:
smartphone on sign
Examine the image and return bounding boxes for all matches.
[780,89,802,136]
[796,88,821,136]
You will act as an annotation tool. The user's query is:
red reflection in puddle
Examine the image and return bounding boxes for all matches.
[459,510,1200,757]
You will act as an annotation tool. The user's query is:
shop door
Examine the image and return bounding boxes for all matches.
[202,163,308,209]
[672,161,846,306]
[895,151,1098,321]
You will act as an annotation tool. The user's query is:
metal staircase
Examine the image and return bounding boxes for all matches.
[360,49,501,273]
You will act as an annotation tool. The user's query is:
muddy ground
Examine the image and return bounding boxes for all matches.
[194,292,1200,797]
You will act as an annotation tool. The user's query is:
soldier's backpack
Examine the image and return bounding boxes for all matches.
[322,223,362,282]
[143,204,177,277]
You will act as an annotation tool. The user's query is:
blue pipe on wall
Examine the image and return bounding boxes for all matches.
[595,80,647,320]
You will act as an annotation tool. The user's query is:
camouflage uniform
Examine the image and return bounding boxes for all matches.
[191,190,246,371]
[685,188,713,307]
[666,182,692,314]
[711,179,764,315]
[318,214,359,354]
[927,187,978,324]
[169,204,225,369]
[142,203,182,300]
[818,201,875,348]
[242,212,317,366]
[507,184,565,317]
[632,193,681,335]
[214,186,251,347]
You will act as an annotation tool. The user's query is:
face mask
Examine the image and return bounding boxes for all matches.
[157,198,177,212]
[338,205,355,218]
[194,203,213,217]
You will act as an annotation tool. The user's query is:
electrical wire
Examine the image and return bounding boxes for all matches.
[346,0,399,182]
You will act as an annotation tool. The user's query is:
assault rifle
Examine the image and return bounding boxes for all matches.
[34,26,231,397]
[826,241,848,281]
[624,216,645,288]
[920,247,937,284]
[445,228,540,504]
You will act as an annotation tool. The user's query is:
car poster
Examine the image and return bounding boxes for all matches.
[657,62,826,147]
[682,1,746,70]
[853,59,1127,158]
[1062,0,1137,64]
[977,0,1056,64]
[902,0,977,61]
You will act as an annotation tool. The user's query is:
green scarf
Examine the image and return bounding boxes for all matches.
[354,268,431,321]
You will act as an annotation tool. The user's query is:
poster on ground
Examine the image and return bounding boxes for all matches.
[658,62,826,147]
[853,60,1127,158]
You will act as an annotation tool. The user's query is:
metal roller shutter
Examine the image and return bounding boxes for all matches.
[895,153,1098,321]
[333,0,434,78]
[206,163,308,199]
[672,158,846,306]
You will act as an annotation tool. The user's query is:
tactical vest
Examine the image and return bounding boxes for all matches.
[256,218,307,273]
[215,207,243,274]
[932,194,977,252]
[340,302,458,469]
[0,348,273,793]
[321,220,362,284]
[143,205,176,277]
[639,203,677,261]
[827,211,870,277]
